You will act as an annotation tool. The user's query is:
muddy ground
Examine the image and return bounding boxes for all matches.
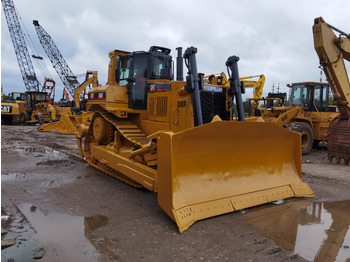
[1,125,350,262]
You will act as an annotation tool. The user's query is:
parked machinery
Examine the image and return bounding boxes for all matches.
[76,46,313,232]
[1,89,24,124]
[260,82,339,154]
[38,71,98,134]
[313,17,350,165]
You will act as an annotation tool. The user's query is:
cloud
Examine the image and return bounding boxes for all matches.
[1,0,349,100]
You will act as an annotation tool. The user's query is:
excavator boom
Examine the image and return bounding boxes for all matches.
[313,17,350,164]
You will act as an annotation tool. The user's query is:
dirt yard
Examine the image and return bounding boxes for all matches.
[1,125,350,262]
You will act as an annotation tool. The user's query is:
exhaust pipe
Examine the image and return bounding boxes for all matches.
[176,47,184,81]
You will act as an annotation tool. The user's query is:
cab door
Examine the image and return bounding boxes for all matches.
[130,55,148,109]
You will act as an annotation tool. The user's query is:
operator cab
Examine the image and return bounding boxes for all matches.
[25,91,48,111]
[289,82,336,112]
[11,92,26,101]
[116,46,173,109]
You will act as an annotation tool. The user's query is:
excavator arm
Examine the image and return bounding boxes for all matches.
[62,87,71,102]
[313,17,350,118]
[313,17,350,164]
[73,71,99,109]
[240,74,266,115]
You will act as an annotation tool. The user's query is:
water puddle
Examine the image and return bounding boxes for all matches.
[2,145,61,155]
[1,173,26,182]
[243,200,350,262]
[1,203,111,261]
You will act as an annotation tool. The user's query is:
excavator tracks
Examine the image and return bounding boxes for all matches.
[83,110,151,188]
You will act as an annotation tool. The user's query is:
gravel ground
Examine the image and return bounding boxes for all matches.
[1,125,349,262]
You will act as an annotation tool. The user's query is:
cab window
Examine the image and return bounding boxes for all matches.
[130,55,148,109]
[116,56,130,86]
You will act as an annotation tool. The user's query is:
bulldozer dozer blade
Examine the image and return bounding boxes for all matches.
[38,112,93,135]
[156,121,314,232]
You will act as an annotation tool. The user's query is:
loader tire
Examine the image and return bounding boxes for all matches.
[19,111,29,124]
[286,122,313,155]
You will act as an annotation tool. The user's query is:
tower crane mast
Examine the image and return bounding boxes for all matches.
[1,0,40,91]
[33,20,80,97]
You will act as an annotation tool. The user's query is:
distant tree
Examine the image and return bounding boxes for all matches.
[329,96,334,105]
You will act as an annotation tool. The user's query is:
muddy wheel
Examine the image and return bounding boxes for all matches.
[93,116,112,143]
[286,122,314,155]
[19,111,28,124]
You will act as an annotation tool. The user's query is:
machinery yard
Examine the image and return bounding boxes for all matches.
[1,125,350,261]
[1,1,350,261]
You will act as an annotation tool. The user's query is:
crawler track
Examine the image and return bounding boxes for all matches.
[83,110,151,188]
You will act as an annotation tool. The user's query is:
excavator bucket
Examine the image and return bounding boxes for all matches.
[157,120,314,232]
[38,112,93,135]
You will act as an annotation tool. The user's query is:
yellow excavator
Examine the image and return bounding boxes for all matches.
[38,71,98,134]
[313,17,350,165]
[76,46,314,232]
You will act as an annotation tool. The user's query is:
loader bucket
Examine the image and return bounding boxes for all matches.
[157,121,314,232]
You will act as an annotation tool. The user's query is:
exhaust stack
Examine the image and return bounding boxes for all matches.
[176,47,184,81]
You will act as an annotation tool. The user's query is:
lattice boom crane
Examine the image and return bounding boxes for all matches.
[2,0,40,91]
[33,20,79,97]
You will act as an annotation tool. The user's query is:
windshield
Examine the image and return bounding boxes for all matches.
[12,92,24,100]
[152,56,172,78]
[116,56,130,86]
[289,84,311,106]
[32,93,47,101]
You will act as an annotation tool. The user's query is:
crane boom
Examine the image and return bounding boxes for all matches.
[33,20,79,97]
[1,0,40,91]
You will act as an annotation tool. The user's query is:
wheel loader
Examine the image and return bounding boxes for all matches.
[260,82,339,154]
[20,91,56,124]
[76,46,314,232]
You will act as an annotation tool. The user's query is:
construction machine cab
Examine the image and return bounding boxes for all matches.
[289,82,335,112]
[266,92,287,108]
[11,92,26,101]
[25,91,48,112]
[116,46,173,109]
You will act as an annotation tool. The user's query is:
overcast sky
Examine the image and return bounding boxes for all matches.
[1,0,349,100]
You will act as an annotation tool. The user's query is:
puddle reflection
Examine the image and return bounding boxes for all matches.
[243,200,350,262]
[1,203,112,261]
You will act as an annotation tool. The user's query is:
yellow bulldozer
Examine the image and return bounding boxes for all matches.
[76,46,314,232]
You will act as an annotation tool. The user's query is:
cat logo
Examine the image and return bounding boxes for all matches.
[1,106,12,113]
